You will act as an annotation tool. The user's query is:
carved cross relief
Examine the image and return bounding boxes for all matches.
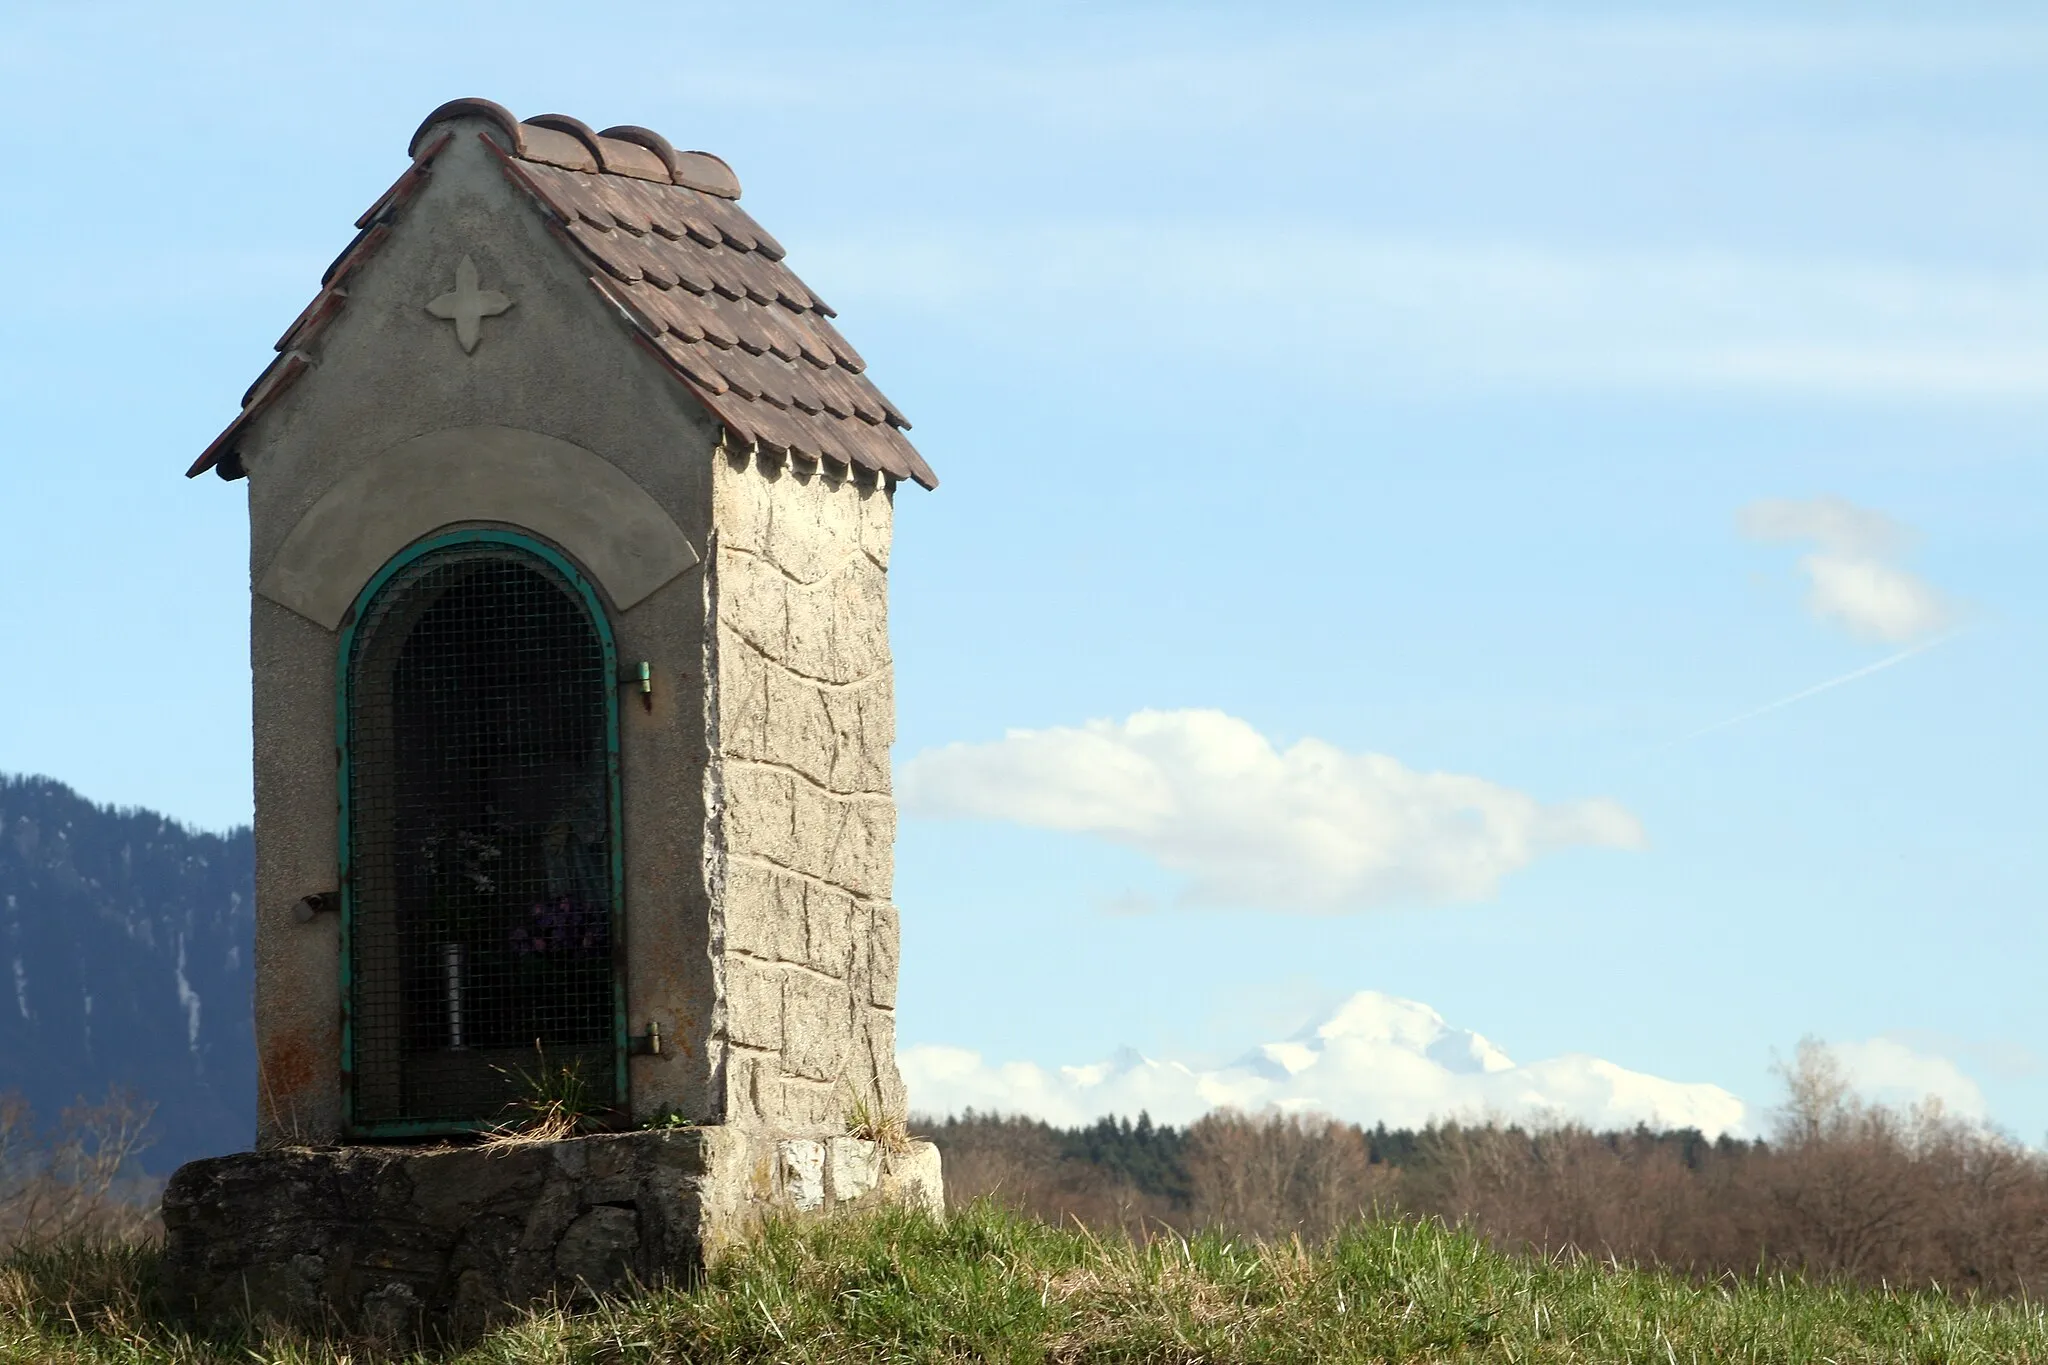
[425,255,513,353]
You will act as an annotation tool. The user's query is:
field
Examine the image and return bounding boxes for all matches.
[6,1202,2048,1364]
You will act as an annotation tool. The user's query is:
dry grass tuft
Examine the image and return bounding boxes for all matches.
[843,1090,913,1155]
[478,1046,606,1148]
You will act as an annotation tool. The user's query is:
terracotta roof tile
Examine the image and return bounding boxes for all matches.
[319,222,390,289]
[584,176,652,235]
[594,130,741,203]
[190,101,932,489]
[274,286,347,353]
[667,151,742,200]
[516,122,598,173]
[719,204,785,262]
[523,114,603,160]
[406,99,519,156]
[596,125,680,175]
[592,135,670,184]
[354,132,447,228]
[650,332,731,394]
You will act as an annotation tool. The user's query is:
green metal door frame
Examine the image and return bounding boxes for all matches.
[336,528,629,1138]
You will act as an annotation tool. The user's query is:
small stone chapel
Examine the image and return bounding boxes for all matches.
[161,98,941,1334]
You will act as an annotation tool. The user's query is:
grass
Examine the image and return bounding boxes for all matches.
[4,1203,2048,1363]
[482,1046,609,1145]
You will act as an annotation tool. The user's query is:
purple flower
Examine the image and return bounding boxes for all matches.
[510,897,609,957]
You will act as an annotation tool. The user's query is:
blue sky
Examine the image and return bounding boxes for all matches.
[2,3,2043,1135]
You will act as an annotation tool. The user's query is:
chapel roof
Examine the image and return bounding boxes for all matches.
[189,97,935,490]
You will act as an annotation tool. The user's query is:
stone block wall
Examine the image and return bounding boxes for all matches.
[162,1128,942,1345]
[711,452,906,1135]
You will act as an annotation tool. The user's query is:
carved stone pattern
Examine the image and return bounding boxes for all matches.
[424,255,513,353]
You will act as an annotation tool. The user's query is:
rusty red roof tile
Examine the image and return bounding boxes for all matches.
[318,222,390,289]
[523,114,604,158]
[481,129,930,485]
[516,122,598,173]
[592,135,670,184]
[667,150,742,200]
[187,351,312,479]
[190,99,933,490]
[354,131,448,229]
[597,125,680,177]
[274,287,348,354]
[406,98,519,156]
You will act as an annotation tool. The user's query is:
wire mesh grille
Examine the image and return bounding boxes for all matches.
[346,543,619,1127]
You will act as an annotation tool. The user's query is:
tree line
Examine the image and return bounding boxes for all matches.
[921,1042,2048,1298]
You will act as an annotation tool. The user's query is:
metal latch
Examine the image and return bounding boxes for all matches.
[293,891,340,923]
[620,661,652,712]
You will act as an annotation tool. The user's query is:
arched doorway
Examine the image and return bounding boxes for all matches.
[339,530,624,1134]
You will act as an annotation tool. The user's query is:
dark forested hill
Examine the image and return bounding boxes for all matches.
[0,775,254,1170]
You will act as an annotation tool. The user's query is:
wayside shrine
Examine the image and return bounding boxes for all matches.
[158,97,942,1340]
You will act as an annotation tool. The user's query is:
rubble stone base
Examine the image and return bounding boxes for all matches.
[161,1128,942,1344]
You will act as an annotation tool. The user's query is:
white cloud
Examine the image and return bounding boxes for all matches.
[903,990,1749,1136]
[1739,496,1908,557]
[1740,496,1957,643]
[1830,1037,1989,1121]
[1885,1030,2042,1082]
[898,709,1644,913]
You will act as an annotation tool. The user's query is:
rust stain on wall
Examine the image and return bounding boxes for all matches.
[260,1029,322,1110]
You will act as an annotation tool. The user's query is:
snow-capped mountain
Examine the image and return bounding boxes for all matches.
[902,990,1749,1136]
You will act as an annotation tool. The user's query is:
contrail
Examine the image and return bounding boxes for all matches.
[1656,630,1963,752]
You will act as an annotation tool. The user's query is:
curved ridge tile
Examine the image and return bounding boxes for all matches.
[409,97,522,156]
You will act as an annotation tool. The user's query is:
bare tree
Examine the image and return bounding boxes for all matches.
[0,1088,159,1250]
[921,1111,1184,1235]
[1186,1110,1388,1240]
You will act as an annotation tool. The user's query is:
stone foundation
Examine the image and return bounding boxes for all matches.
[161,1129,941,1344]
